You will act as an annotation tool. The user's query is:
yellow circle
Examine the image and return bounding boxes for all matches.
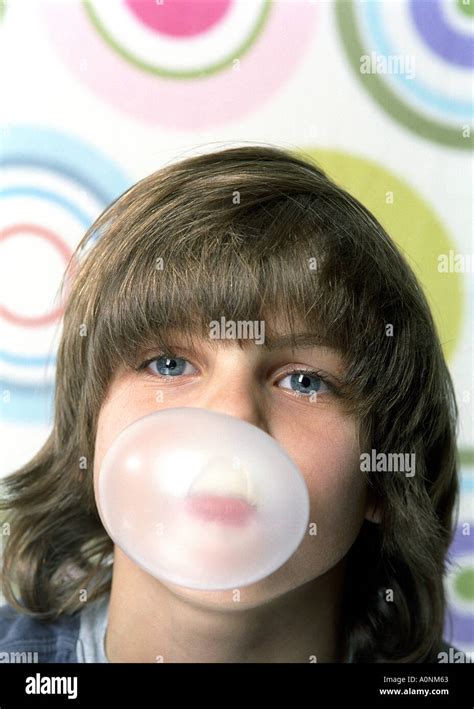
[299,149,463,360]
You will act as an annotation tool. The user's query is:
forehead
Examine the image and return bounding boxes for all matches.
[158,312,332,350]
[140,320,346,371]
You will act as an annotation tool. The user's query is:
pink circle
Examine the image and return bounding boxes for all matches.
[125,0,232,38]
[42,1,318,130]
[0,224,72,327]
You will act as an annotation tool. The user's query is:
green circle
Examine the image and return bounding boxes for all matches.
[335,0,474,150]
[454,568,474,600]
[299,148,464,360]
[457,0,474,19]
[83,0,272,80]
[0,0,6,22]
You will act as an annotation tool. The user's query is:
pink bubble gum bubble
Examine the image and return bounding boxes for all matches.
[97,407,310,590]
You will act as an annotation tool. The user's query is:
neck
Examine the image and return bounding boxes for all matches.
[105,551,347,663]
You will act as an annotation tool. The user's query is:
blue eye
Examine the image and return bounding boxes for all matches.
[137,356,335,397]
[278,371,330,397]
[145,355,196,377]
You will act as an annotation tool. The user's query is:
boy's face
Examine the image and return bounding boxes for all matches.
[93,328,377,610]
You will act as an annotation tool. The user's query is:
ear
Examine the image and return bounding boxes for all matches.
[365,489,382,524]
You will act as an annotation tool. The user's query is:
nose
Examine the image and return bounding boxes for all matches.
[197,357,270,434]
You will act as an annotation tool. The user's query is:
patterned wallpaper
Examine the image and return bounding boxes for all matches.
[0,0,472,653]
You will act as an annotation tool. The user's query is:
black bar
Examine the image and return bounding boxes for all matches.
[0,662,472,708]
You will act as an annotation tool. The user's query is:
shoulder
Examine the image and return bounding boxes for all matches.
[0,603,81,663]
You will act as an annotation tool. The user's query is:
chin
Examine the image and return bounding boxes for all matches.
[161,581,280,611]
[158,561,317,612]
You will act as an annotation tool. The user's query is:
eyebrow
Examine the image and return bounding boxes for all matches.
[139,331,337,356]
[261,332,335,351]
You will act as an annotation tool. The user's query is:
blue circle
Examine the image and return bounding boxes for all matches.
[0,124,130,424]
[363,1,473,120]
[0,186,93,229]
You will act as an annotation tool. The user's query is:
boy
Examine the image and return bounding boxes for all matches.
[0,145,459,662]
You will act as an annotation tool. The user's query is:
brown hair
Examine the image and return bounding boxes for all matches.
[0,144,458,662]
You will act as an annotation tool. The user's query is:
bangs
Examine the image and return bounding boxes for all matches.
[86,196,361,374]
[68,147,434,432]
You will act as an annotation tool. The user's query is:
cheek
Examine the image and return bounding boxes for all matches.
[277,411,366,572]
[93,380,155,492]
[310,461,366,551]
[93,405,116,500]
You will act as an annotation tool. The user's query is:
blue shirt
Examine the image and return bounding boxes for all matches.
[0,595,109,663]
[0,598,460,663]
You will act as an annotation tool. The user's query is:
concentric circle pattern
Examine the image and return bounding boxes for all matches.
[0,125,130,424]
[41,0,317,128]
[299,148,464,360]
[446,517,474,648]
[84,0,269,78]
[336,0,474,149]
